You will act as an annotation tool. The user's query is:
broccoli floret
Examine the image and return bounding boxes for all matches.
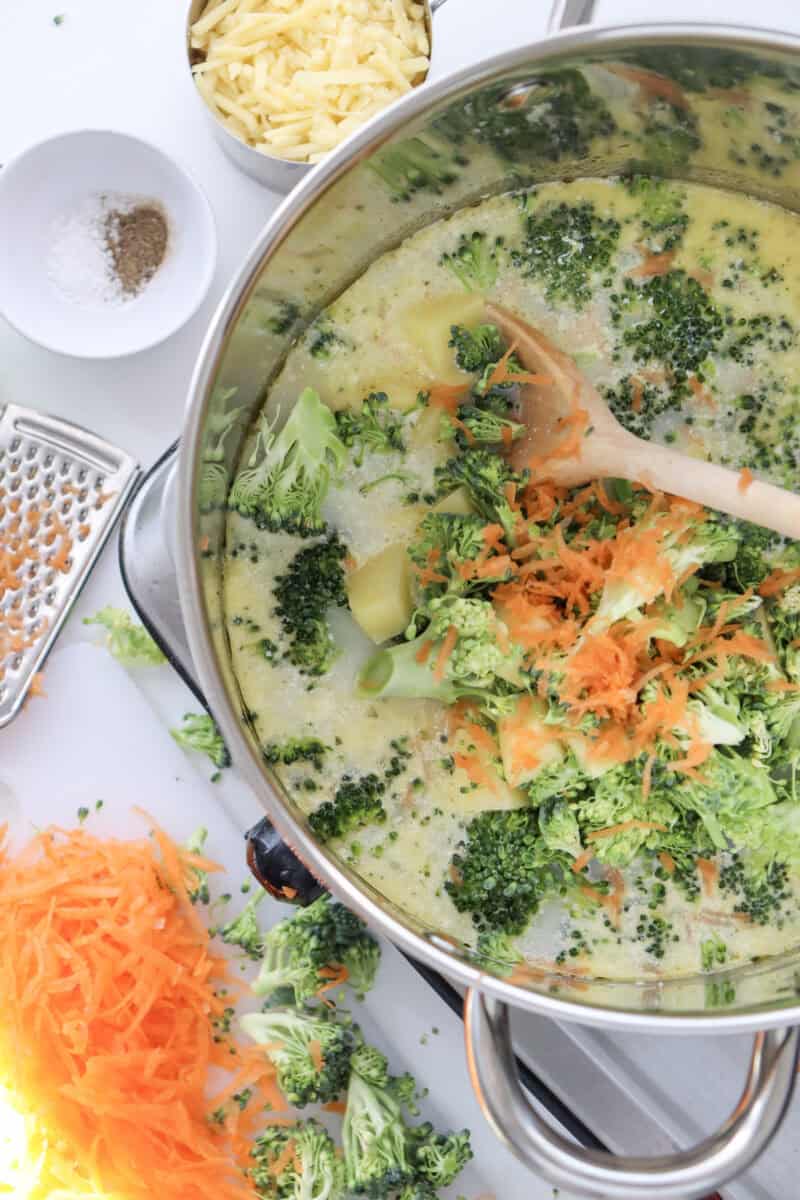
[448,323,506,374]
[84,606,166,666]
[591,510,738,629]
[273,535,348,677]
[343,1047,471,1198]
[396,1183,437,1200]
[473,929,522,977]
[768,584,800,682]
[410,1127,473,1189]
[253,893,380,1004]
[576,762,679,868]
[308,316,347,360]
[198,401,245,512]
[433,69,615,164]
[335,393,406,466]
[184,826,211,904]
[309,774,387,843]
[358,596,520,707]
[448,404,524,448]
[263,738,329,771]
[538,798,583,859]
[624,174,688,252]
[611,271,724,387]
[440,232,500,293]
[220,889,266,958]
[250,1118,345,1200]
[445,810,559,935]
[409,511,486,576]
[513,200,621,308]
[701,933,728,972]
[602,375,675,440]
[263,298,301,336]
[719,521,782,590]
[343,1067,415,1195]
[170,712,231,768]
[368,136,461,202]
[719,854,791,925]
[630,101,701,175]
[228,388,346,535]
[351,1044,390,1088]
[434,448,527,545]
[241,1007,355,1107]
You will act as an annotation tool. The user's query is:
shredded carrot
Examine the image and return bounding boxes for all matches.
[760,567,800,597]
[571,848,594,875]
[269,1140,296,1177]
[688,374,716,409]
[323,1100,347,1115]
[696,857,718,896]
[738,467,754,493]
[433,624,458,682]
[628,248,676,279]
[485,341,551,390]
[416,639,434,664]
[308,1040,324,1073]
[658,852,676,875]
[315,963,349,997]
[0,823,268,1200]
[630,376,644,413]
[587,819,668,842]
[606,62,689,108]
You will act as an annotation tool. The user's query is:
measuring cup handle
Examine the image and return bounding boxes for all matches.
[546,0,597,31]
[465,990,799,1200]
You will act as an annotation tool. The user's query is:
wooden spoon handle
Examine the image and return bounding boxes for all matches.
[623,437,800,540]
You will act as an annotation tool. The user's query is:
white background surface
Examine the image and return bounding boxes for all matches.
[2,0,800,1196]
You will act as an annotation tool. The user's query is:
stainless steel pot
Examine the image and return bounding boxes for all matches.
[177,5,800,1195]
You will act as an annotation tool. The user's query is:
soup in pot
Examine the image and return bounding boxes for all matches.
[222,175,800,988]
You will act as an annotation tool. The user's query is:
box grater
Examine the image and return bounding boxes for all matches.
[0,403,140,728]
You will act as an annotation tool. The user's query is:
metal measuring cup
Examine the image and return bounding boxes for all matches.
[185,0,449,193]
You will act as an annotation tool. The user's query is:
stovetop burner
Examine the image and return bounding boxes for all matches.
[120,445,795,1200]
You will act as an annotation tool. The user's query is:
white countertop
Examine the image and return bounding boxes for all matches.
[2,1,800,1195]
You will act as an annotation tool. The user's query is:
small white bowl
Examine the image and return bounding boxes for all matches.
[0,130,217,358]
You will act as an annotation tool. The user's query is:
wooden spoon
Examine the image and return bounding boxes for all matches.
[487,302,800,541]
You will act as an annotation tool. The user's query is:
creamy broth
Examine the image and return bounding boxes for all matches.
[224,177,800,985]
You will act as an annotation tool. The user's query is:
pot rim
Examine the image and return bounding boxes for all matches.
[178,18,800,1034]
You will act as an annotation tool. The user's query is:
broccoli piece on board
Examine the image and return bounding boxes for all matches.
[241,1007,355,1108]
[250,1118,345,1200]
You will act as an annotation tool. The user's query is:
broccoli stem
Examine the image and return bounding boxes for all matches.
[358,637,465,704]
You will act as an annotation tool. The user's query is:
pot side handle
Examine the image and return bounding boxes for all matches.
[546,0,597,31]
[465,990,799,1200]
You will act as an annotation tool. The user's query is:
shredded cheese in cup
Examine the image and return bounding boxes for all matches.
[190,0,430,163]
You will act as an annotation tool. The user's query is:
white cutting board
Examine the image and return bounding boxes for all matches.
[0,643,572,1200]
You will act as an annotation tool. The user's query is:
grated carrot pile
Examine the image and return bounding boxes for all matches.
[0,821,281,1200]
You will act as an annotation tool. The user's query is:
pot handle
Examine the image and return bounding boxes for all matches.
[465,990,799,1200]
[546,0,597,32]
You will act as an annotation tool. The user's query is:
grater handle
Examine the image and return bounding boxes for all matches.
[464,990,799,1200]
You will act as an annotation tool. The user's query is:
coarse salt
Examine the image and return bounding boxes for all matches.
[47,193,133,308]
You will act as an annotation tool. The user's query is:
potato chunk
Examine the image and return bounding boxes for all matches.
[347,543,413,643]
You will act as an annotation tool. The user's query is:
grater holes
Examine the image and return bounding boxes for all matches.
[43,453,54,469]
[24,444,38,462]
[43,472,55,490]
[59,460,72,477]
[44,588,56,606]
[9,437,20,454]
[77,467,87,484]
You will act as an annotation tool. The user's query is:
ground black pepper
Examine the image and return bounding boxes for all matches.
[104,204,168,296]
